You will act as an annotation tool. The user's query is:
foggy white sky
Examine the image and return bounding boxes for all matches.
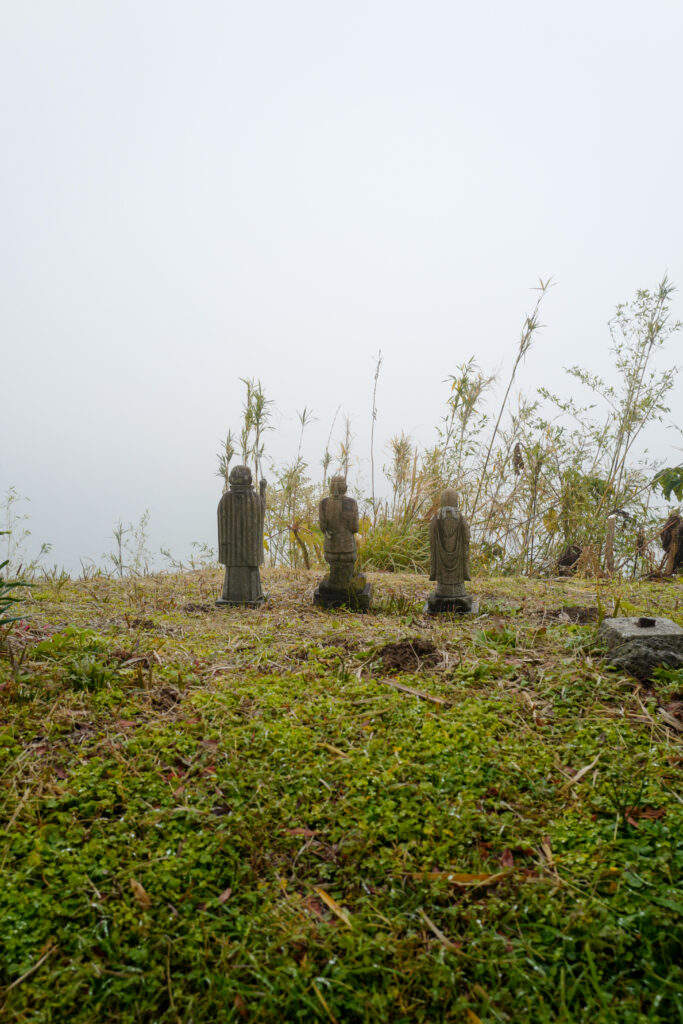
[2,0,682,571]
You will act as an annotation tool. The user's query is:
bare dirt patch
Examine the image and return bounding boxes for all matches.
[377,637,440,673]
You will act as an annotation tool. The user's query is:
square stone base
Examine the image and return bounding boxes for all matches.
[598,616,683,651]
[313,583,373,612]
[597,615,683,679]
[424,593,478,615]
[215,594,267,609]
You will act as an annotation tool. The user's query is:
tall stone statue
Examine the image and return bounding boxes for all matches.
[314,476,372,610]
[216,465,267,607]
[424,488,477,614]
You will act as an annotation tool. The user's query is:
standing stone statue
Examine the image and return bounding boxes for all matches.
[424,488,477,614]
[314,475,372,610]
[216,465,267,607]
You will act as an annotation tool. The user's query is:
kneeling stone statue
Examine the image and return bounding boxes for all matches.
[425,488,477,614]
[314,476,372,611]
[216,465,267,607]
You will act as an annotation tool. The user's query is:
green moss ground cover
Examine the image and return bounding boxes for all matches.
[1,569,682,1022]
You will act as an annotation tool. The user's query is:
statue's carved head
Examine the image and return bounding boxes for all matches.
[229,465,253,490]
[440,487,459,509]
[330,475,347,497]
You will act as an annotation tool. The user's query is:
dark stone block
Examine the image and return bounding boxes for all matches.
[424,593,479,615]
[608,641,683,681]
[313,583,373,612]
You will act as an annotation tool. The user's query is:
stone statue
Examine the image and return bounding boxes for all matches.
[314,476,372,610]
[216,465,267,607]
[424,488,477,614]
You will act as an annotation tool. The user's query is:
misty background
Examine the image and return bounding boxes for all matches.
[2,0,682,572]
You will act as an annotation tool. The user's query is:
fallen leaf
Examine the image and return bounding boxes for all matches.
[218,887,232,904]
[303,896,326,920]
[500,848,515,868]
[233,993,248,1019]
[540,837,554,866]
[313,887,352,928]
[626,806,666,820]
[130,878,151,909]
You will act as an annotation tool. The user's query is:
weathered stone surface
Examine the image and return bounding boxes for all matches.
[598,616,683,680]
[216,465,267,607]
[599,616,683,648]
[315,477,371,611]
[424,593,479,615]
[425,488,476,615]
[607,641,683,680]
[313,580,373,611]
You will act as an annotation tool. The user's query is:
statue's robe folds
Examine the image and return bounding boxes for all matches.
[319,495,359,562]
[217,489,265,603]
[429,508,470,586]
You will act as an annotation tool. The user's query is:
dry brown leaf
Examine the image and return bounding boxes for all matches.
[233,993,248,1019]
[626,806,666,820]
[313,886,352,928]
[130,878,152,908]
[218,887,233,904]
[303,895,326,920]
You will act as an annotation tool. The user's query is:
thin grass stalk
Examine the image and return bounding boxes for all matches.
[471,279,552,526]
[370,351,382,526]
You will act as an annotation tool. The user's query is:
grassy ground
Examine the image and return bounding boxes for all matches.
[1,569,682,1023]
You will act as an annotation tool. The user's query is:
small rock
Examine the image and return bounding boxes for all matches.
[608,640,683,681]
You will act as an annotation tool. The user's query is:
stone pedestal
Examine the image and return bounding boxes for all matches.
[424,579,477,615]
[215,595,266,608]
[598,616,683,679]
[215,566,266,608]
[313,577,373,612]
[424,593,478,615]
